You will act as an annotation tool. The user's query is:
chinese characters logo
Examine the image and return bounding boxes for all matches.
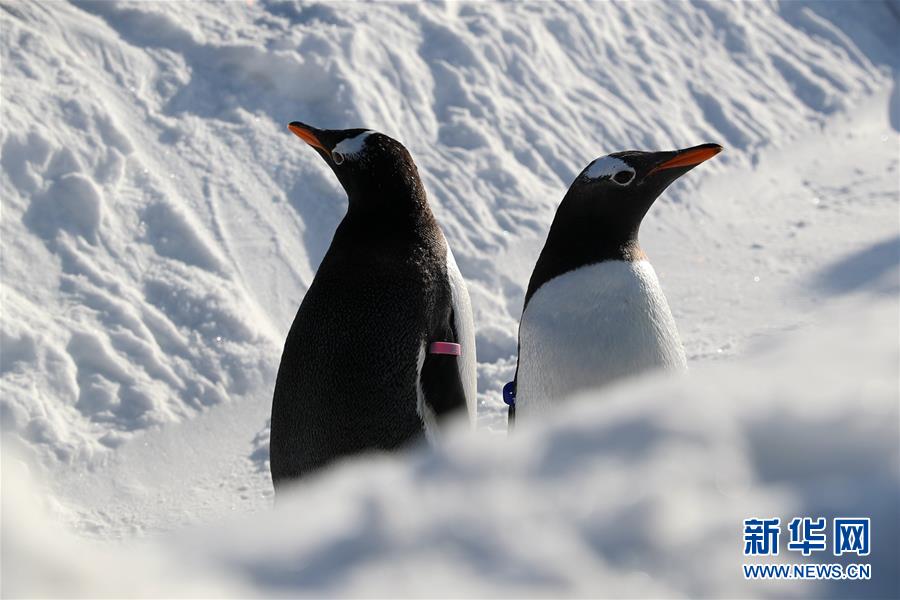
[833,518,870,556]
[743,517,870,556]
[744,517,781,556]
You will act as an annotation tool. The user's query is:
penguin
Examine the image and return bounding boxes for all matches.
[510,143,722,421]
[270,122,476,490]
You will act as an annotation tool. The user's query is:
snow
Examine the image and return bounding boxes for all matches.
[4,293,898,597]
[1,0,898,597]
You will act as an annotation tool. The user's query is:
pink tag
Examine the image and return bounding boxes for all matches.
[429,342,461,356]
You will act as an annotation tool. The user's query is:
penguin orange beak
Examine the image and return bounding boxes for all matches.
[649,143,723,174]
[288,122,328,152]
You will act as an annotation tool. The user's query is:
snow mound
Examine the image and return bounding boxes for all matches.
[4,290,897,598]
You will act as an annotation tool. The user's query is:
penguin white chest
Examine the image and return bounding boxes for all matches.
[517,259,685,417]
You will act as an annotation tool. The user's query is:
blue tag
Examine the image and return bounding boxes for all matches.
[502,381,516,407]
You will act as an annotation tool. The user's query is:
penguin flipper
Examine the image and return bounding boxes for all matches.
[445,246,478,424]
[417,243,478,430]
[420,343,467,423]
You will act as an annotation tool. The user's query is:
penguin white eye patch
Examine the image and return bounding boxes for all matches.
[583,156,635,185]
[331,131,372,164]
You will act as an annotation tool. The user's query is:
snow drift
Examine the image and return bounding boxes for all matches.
[4,290,898,597]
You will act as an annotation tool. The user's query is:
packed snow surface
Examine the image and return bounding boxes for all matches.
[1,0,898,597]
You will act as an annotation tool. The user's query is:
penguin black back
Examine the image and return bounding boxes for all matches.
[270,123,472,488]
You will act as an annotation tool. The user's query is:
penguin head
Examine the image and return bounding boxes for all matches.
[288,121,425,214]
[522,143,723,308]
[560,143,723,253]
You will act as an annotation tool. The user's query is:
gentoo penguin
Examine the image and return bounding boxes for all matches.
[509,143,722,422]
[270,122,476,489]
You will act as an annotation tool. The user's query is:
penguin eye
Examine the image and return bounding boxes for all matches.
[613,170,635,185]
[331,151,345,165]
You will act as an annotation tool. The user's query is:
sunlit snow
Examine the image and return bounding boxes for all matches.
[1,1,898,597]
